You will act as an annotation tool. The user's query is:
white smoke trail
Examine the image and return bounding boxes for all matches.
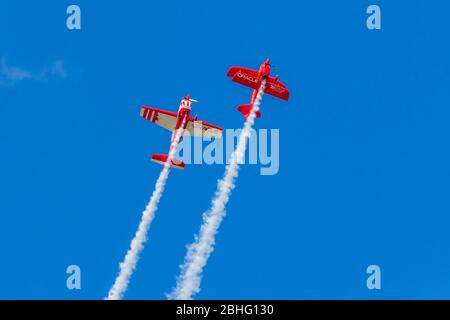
[169,80,267,300]
[107,116,187,300]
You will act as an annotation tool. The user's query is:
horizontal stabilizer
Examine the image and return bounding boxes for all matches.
[151,154,185,170]
[237,104,261,120]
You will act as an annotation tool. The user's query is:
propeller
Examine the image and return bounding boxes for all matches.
[184,95,198,103]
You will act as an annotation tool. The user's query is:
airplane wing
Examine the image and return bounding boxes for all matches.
[264,77,290,101]
[227,67,290,101]
[140,106,178,132]
[185,118,223,139]
[226,66,260,90]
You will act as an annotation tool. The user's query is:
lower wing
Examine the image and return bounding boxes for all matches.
[184,119,223,139]
[140,106,178,132]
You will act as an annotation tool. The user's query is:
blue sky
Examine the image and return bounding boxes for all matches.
[1,1,450,299]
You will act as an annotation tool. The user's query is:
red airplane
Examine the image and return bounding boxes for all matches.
[140,96,223,169]
[226,59,289,119]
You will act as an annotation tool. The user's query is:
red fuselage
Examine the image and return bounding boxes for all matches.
[171,97,192,142]
[258,58,272,79]
[249,59,272,104]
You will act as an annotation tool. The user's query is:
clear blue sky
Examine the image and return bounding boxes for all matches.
[1,1,450,299]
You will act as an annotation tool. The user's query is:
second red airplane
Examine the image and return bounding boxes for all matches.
[227,59,290,119]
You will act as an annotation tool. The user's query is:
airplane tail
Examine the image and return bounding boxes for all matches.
[237,104,261,120]
[151,154,185,170]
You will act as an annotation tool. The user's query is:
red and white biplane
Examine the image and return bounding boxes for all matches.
[140,96,223,169]
[226,59,290,119]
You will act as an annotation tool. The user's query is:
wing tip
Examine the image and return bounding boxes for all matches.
[226,66,240,77]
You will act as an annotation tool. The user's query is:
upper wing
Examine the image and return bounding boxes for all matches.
[185,118,223,139]
[140,106,178,132]
[227,67,290,101]
[226,66,260,90]
[264,77,290,101]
